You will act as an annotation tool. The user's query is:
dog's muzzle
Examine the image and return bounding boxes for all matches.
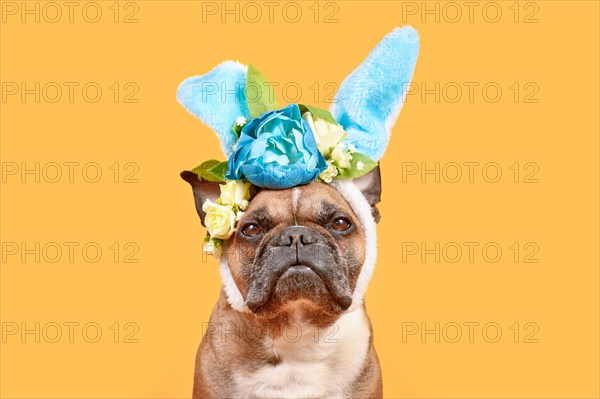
[245,226,353,312]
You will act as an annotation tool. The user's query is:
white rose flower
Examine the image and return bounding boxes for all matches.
[319,162,339,183]
[331,142,353,169]
[302,112,346,156]
[203,240,219,256]
[219,181,251,209]
[235,116,247,127]
[202,199,237,239]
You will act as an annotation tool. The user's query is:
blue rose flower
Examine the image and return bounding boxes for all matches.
[226,104,327,189]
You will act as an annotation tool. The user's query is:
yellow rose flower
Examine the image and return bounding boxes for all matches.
[202,199,237,239]
[219,181,251,210]
[238,199,249,211]
[302,112,347,156]
[331,142,353,169]
[319,162,339,183]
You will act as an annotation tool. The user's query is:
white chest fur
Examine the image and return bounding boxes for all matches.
[232,307,371,398]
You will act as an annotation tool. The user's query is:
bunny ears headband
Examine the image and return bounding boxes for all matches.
[177,26,419,254]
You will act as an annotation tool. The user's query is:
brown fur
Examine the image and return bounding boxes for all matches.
[193,291,382,398]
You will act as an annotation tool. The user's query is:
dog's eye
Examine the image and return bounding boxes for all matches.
[331,217,352,231]
[242,223,262,237]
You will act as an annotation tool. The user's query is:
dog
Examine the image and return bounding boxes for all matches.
[177,26,419,399]
[182,166,383,398]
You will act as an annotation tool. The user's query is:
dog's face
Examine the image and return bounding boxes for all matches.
[229,183,365,317]
[182,167,381,320]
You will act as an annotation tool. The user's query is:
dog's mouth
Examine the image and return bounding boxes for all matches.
[280,264,313,276]
[244,259,353,313]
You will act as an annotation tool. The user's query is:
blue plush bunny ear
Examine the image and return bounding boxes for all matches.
[176,61,251,157]
[331,26,420,161]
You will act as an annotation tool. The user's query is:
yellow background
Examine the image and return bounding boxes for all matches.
[1,1,599,398]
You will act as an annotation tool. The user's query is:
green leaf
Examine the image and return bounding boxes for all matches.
[191,160,220,182]
[335,152,378,179]
[206,161,229,182]
[191,160,228,183]
[298,104,338,124]
[246,65,278,118]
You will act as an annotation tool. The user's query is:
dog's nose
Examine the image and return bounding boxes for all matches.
[273,226,318,247]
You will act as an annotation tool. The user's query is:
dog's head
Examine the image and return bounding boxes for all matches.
[182,167,381,318]
[177,27,419,321]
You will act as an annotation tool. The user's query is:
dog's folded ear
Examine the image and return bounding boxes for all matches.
[353,165,382,223]
[180,171,221,226]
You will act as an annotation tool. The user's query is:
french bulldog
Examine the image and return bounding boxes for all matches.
[181,166,383,399]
